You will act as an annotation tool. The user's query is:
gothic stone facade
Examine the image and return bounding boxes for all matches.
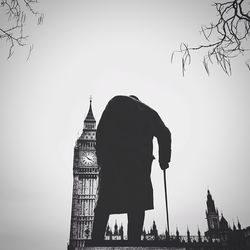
[68,100,98,249]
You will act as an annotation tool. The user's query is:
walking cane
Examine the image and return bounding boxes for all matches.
[163,169,170,238]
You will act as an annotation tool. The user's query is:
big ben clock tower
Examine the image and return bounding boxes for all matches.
[68,98,99,250]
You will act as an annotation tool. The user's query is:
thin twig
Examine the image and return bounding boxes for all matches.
[172,0,250,75]
[0,0,43,59]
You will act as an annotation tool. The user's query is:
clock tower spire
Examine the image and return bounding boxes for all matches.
[68,98,99,250]
[84,97,96,124]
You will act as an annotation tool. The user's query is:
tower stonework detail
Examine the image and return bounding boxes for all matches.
[206,189,219,231]
[205,189,220,240]
[68,99,99,249]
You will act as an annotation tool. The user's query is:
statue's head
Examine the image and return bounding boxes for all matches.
[129,95,140,101]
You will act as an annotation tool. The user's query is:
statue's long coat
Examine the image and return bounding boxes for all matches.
[95,96,171,214]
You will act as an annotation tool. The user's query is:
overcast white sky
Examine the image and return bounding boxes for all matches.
[1,1,250,249]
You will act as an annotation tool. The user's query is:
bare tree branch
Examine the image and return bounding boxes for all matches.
[172,0,250,75]
[0,0,43,59]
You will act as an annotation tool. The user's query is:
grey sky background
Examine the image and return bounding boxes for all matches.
[0,1,250,249]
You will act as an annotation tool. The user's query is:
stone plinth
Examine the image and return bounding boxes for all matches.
[82,241,186,250]
[68,240,224,250]
[84,247,185,250]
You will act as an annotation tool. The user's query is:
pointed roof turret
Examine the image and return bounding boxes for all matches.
[206,189,216,213]
[118,223,124,239]
[175,226,179,241]
[84,96,96,122]
[151,221,158,238]
[237,218,241,230]
[143,228,146,240]
[81,97,96,132]
[106,224,111,235]
[187,226,191,243]
[220,213,229,231]
[198,227,202,243]
[114,220,118,236]
[233,222,237,231]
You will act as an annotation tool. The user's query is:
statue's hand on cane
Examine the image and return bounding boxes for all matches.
[160,162,169,170]
[160,161,170,238]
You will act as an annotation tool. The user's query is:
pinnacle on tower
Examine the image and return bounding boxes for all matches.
[219,213,229,231]
[118,224,124,240]
[82,97,96,132]
[84,96,96,122]
[106,224,111,236]
[187,226,191,243]
[114,220,118,236]
[205,189,220,237]
[143,228,146,240]
[151,221,158,238]
[237,218,241,230]
[175,226,179,240]
[197,226,202,242]
[176,226,179,235]
[206,189,216,213]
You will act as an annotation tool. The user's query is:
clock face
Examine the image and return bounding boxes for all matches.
[80,151,97,166]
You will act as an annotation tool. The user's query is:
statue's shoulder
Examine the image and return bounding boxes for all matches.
[108,95,159,117]
[109,95,132,104]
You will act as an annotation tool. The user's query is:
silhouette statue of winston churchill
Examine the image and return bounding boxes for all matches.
[92,95,172,242]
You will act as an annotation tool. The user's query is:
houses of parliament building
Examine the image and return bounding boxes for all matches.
[68,100,250,250]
